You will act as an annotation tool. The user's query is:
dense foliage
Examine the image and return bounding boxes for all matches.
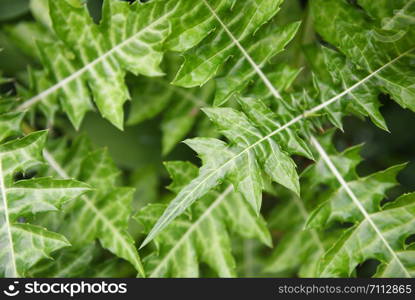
[0,0,414,278]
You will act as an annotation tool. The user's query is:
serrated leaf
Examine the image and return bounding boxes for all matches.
[203,106,300,195]
[141,97,310,247]
[173,0,284,87]
[43,140,145,277]
[141,0,415,254]
[304,132,415,278]
[311,0,415,114]
[29,244,96,278]
[0,131,90,277]
[213,21,300,106]
[136,161,270,277]
[307,164,406,228]
[18,0,239,129]
[317,193,415,277]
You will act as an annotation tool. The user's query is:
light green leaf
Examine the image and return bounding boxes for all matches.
[19,0,238,129]
[213,21,300,106]
[29,244,96,277]
[136,161,270,277]
[311,0,415,113]
[0,112,23,143]
[43,141,145,277]
[307,164,406,228]
[203,106,300,195]
[173,0,284,87]
[0,131,90,277]
[317,193,415,277]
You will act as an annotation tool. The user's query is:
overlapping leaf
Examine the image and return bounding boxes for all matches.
[18,0,213,128]
[311,0,415,115]
[136,161,271,277]
[29,244,96,278]
[301,131,415,277]
[18,0,301,130]
[0,131,90,277]
[141,93,314,247]
[311,192,415,278]
[265,131,358,277]
[39,136,145,277]
[1,0,414,279]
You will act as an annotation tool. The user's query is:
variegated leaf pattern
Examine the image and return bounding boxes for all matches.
[136,161,270,277]
[0,0,414,279]
[29,244,96,278]
[311,0,415,114]
[301,132,414,277]
[41,136,145,277]
[313,192,415,278]
[0,131,90,277]
[141,78,314,248]
[19,0,262,129]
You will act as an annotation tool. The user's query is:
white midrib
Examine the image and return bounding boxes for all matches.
[43,150,144,276]
[205,0,411,276]
[0,158,18,277]
[310,137,411,278]
[16,9,174,112]
[200,0,282,101]
[150,185,233,277]
[142,41,415,248]
[144,0,415,274]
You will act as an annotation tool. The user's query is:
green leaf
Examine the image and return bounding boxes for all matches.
[173,0,285,87]
[19,0,168,128]
[203,106,300,195]
[307,164,406,228]
[18,0,243,129]
[311,0,415,114]
[140,93,313,247]
[0,131,90,277]
[30,0,52,28]
[304,131,415,278]
[136,161,270,277]
[43,139,145,277]
[317,193,415,277]
[213,21,301,106]
[29,244,96,277]
[0,112,24,143]
[321,47,388,131]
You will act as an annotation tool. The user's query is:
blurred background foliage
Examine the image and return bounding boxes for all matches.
[0,0,414,277]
